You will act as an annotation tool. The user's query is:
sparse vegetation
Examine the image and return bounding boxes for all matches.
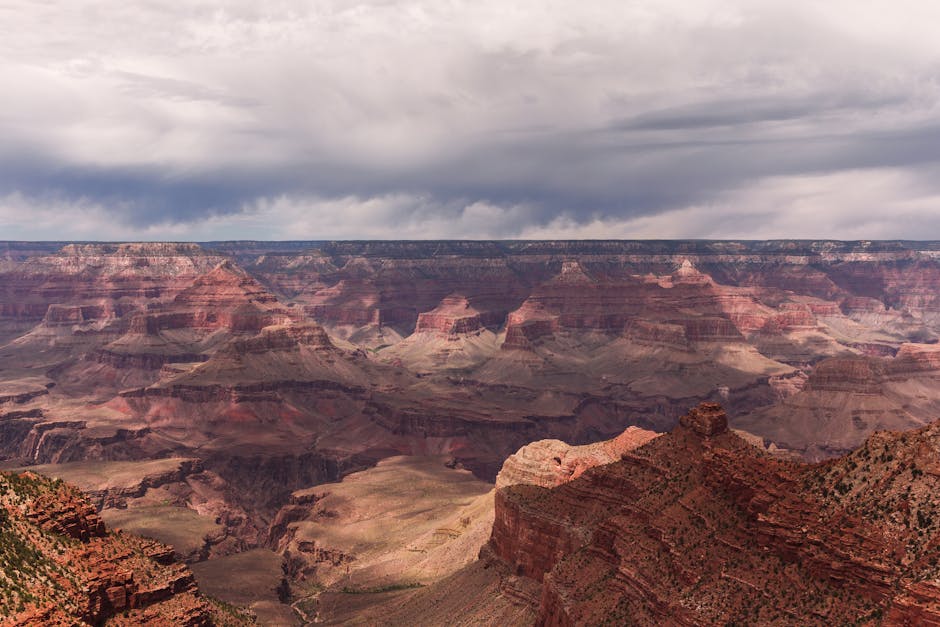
[340,582,424,594]
[0,471,249,624]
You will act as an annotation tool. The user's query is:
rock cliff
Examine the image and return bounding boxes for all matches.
[0,470,250,625]
[486,402,940,625]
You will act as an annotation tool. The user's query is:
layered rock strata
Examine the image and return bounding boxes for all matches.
[0,470,250,625]
[487,403,940,625]
[495,426,659,490]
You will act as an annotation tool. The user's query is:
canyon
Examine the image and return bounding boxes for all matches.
[347,404,940,625]
[3,239,940,623]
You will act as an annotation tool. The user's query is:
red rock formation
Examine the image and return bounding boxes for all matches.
[757,303,817,334]
[678,401,728,436]
[0,471,247,625]
[676,316,745,342]
[42,303,129,326]
[803,356,886,393]
[807,301,843,316]
[0,243,227,325]
[484,402,940,625]
[498,257,769,353]
[495,426,660,490]
[841,295,887,315]
[264,243,534,337]
[887,581,940,626]
[623,319,689,349]
[891,342,940,374]
[129,260,295,335]
[222,322,335,354]
[501,319,556,350]
[415,295,486,335]
[671,258,713,286]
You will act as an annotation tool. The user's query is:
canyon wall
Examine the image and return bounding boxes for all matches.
[485,403,940,625]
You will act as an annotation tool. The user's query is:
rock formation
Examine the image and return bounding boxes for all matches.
[0,243,226,328]
[0,470,250,625]
[495,426,659,490]
[3,240,940,622]
[483,402,940,625]
[678,401,728,436]
[415,295,488,335]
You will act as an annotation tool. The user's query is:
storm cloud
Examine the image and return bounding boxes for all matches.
[1,0,940,239]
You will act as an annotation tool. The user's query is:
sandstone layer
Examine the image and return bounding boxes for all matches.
[495,425,659,490]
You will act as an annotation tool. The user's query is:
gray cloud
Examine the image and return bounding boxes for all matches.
[612,92,907,132]
[1,0,940,239]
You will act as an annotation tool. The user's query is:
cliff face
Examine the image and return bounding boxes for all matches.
[415,295,489,335]
[238,240,940,338]
[735,345,940,458]
[486,403,940,625]
[0,243,226,324]
[5,240,940,466]
[0,470,249,625]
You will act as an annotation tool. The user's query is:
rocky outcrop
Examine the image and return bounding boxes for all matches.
[887,582,940,626]
[495,426,659,490]
[803,357,885,394]
[623,319,689,349]
[498,259,763,354]
[501,320,555,350]
[221,322,334,354]
[678,401,728,436]
[71,458,205,510]
[757,303,817,334]
[122,261,295,337]
[91,347,210,370]
[485,402,940,625]
[42,303,126,326]
[671,258,713,286]
[0,385,49,405]
[0,471,249,625]
[734,347,940,457]
[415,295,488,335]
[890,342,940,375]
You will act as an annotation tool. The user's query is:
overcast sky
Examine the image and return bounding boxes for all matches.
[2,1,940,240]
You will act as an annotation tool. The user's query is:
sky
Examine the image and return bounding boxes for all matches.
[2,1,940,240]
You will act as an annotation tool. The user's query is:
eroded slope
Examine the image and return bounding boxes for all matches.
[0,470,250,625]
